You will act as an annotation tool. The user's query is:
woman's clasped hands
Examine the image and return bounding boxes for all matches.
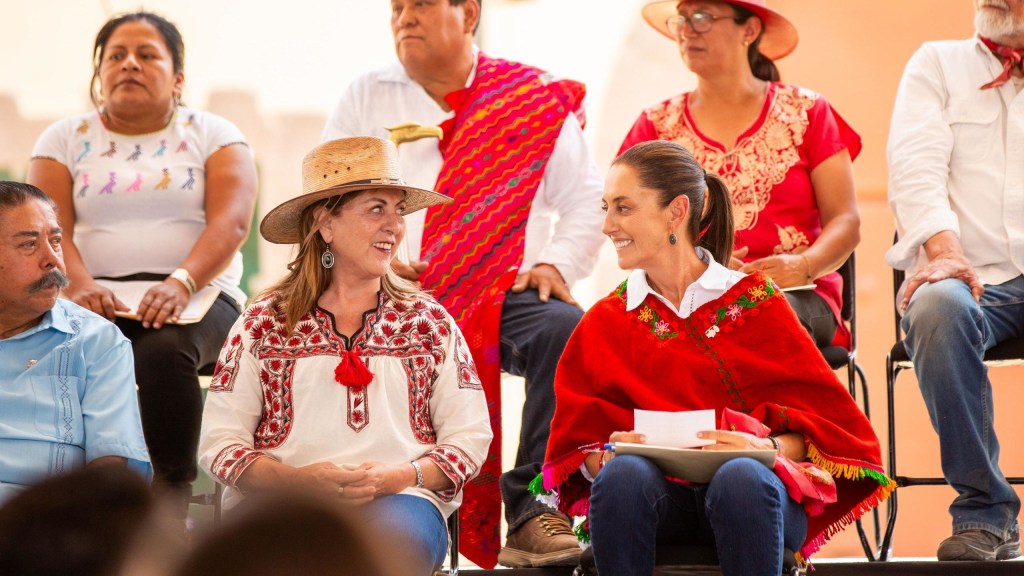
[294,461,417,505]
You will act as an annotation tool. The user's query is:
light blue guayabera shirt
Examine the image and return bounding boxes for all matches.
[0,299,150,504]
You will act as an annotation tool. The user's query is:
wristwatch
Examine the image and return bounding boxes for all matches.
[168,268,197,296]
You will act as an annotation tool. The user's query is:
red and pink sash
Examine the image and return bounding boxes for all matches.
[418,52,584,568]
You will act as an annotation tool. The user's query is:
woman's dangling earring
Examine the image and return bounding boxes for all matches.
[669,232,678,245]
[321,246,335,269]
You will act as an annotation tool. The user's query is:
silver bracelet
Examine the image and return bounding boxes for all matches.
[410,460,424,488]
[168,268,197,296]
[768,435,782,454]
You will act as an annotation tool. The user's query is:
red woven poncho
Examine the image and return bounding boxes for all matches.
[540,272,892,559]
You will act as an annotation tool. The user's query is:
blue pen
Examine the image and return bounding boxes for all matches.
[603,443,615,453]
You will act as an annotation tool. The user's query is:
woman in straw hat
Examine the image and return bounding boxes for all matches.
[621,0,861,351]
[198,137,492,575]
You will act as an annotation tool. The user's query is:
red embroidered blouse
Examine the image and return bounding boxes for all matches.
[620,83,861,347]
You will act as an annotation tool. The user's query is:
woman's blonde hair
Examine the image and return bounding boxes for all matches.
[259,192,421,333]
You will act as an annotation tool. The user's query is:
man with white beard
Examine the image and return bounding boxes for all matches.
[887,0,1024,562]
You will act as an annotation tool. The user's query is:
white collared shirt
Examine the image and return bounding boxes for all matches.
[322,51,605,287]
[579,247,744,481]
[625,247,747,319]
[886,36,1024,284]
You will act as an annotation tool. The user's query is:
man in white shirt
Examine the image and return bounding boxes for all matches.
[887,0,1024,562]
[323,0,604,568]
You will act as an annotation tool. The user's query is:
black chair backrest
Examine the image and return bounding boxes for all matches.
[891,232,906,340]
[837,253,855,324]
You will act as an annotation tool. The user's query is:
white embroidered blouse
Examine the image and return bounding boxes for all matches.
[198,290,492,517]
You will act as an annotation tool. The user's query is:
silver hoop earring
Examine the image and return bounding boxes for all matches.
[669,232,678,245]
[321,247,335,269]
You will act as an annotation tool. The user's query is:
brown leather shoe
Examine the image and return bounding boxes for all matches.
[497,513,582,567]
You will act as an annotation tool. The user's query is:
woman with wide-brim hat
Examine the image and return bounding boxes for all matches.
[198,137,492,576]
[621,0,862,351]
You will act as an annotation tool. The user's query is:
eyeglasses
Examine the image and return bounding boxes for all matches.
[665,12,737,38]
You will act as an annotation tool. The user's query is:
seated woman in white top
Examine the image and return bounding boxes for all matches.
[198,137,492,576]
[27,11,257,517]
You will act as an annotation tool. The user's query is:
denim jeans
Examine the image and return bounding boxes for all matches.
[497,288,583,532]
[902,275,1024,538]
[361,494,449,575]
[590,455,807,576]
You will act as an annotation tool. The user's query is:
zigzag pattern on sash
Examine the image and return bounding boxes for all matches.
[422,68,569,324]
[417,52,583,569]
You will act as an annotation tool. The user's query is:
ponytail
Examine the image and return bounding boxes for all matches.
[615,141,735,265]
[731,6,780,82]
[696,173,734,265]
[747,37,780,82]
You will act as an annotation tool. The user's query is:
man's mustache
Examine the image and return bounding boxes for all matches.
[28,269,70,293]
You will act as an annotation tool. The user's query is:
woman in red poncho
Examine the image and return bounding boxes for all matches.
[535,141,890,576]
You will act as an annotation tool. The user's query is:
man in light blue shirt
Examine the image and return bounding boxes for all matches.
[0,181,149,504]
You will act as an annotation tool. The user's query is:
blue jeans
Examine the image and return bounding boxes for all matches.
[590,455,807,576]
[902,275,1024,538]
[497,289,583,532]
[361,494,448,575]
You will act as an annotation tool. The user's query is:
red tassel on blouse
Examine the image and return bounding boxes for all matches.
[334,346,374,387]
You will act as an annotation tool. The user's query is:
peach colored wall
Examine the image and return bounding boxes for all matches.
[773,0,974,199]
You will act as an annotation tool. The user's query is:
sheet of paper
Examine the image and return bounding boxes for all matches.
[781,283,817,292]
[634,409,716,448]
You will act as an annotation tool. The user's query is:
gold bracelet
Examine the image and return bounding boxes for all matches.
[799,254,813,282]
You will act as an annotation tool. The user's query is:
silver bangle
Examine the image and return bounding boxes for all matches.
[768,435,782,454]
[411,460,424,488]
[168,268,197,296]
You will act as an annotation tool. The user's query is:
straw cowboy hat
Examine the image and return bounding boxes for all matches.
[642,0,799,60]
[260,137,451,245]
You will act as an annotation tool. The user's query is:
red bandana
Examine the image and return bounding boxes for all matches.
[334,346,373,387]
[980,36,1024,90]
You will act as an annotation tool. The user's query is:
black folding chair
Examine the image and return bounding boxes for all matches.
[880,264,1024,558]
[443,512,460,575]
[814,254,882,561]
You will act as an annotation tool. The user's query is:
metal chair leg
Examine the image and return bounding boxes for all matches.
[446,511,459,575]
[879,355,904,560]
